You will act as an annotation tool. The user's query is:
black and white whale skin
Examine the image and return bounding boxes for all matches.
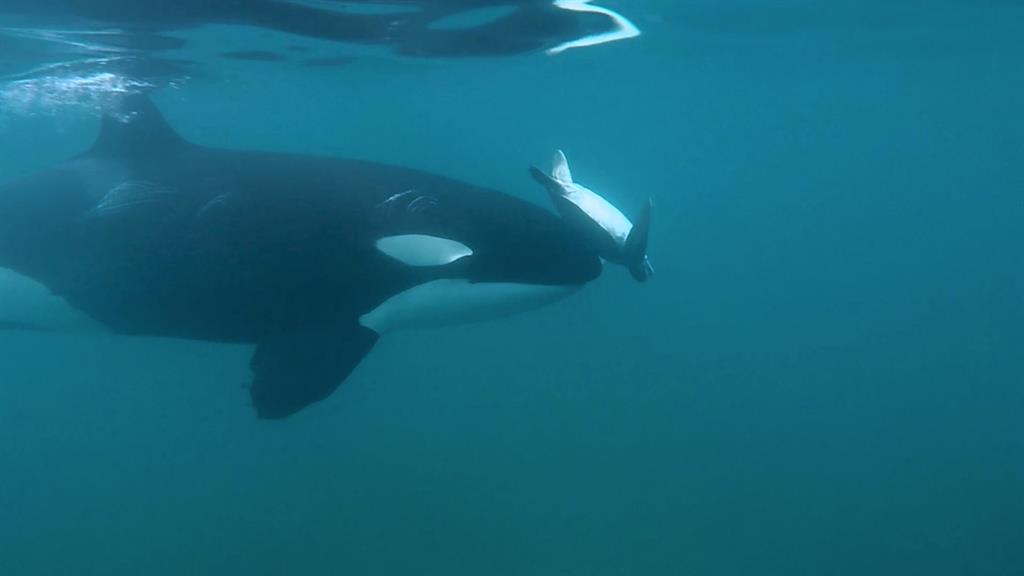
[0,95,602,418]
[0,0,637,58]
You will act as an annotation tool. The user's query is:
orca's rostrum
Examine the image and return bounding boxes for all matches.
[0,94,647,418]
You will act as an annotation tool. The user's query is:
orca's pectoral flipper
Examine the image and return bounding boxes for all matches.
[249,324,378,419]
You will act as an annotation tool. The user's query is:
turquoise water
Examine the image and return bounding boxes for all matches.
[2,2,1023,574]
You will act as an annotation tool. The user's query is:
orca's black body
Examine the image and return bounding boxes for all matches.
[0,0,620,58]
[0,95,601,418]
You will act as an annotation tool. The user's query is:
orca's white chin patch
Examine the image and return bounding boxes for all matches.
[0,267,106,332]
[359,279,582,334]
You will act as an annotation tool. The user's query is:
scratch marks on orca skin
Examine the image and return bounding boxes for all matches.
[376,189,440,218]
[406,194,439,214]
[87,180,177,219]
[196,193,231,220]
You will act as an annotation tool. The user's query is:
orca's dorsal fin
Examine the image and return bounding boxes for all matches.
[91,92,185,157]
[552,149,573,184]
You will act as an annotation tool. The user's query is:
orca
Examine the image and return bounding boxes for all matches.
[0,93,603,419]
[0,0,640,59]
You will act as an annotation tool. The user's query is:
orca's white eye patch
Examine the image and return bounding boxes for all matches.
[375,234,473,267]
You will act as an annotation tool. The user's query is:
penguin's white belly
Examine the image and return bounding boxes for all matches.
[564,184,633,246]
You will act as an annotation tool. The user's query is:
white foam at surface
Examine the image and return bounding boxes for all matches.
[0,69,151,119]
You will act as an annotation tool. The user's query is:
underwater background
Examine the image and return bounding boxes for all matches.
[1,1,1022,574]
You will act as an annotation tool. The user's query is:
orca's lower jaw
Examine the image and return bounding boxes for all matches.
[358,279,585,335]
